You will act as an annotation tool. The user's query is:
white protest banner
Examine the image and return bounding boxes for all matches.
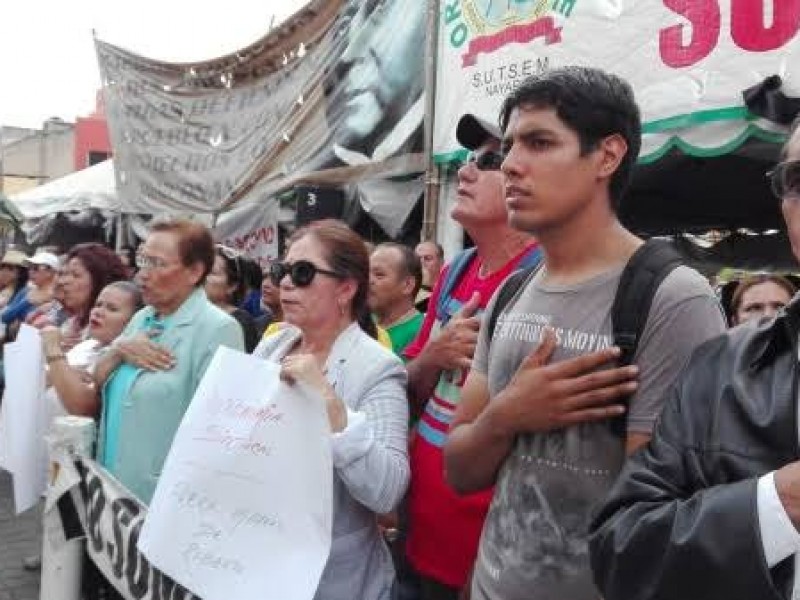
[0,324,47,513]
[67,458,198,600]
[139,347,333,600]
[214,198,280,271]
[434,0,800,163]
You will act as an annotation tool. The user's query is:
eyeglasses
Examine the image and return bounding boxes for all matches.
[135,254,172,271]
[767,160,800,200]
[269,260,341,287]
[466,150,504,171]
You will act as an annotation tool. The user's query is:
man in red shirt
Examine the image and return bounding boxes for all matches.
[402,114,540,599]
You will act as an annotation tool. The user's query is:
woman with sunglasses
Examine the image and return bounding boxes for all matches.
[254,219,409,600]
[205,245,260,352]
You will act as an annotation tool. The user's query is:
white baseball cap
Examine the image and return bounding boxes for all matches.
[24,251,60,270]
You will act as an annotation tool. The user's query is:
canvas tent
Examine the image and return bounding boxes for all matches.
[11,160,120,219]
[9,160,281,267]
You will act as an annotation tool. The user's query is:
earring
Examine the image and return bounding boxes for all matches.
[338,299,346,317]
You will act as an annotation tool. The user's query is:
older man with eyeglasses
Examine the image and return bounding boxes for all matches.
[589,116,800,600]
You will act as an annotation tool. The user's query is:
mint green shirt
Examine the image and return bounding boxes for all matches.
[97,288,244,504]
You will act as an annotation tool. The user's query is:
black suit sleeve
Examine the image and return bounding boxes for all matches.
[589,380,788,600]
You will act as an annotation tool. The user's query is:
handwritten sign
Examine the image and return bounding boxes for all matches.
[0,324,48,513]
[139,347,333,600]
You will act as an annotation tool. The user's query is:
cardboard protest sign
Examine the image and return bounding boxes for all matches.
[139,347,333,600]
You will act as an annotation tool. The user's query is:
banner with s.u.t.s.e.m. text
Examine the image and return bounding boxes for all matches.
[434,0,800,164]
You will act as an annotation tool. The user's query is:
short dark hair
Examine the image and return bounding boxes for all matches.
[150,219,214,285]
[240,257,263,290]
[375,242,423,298]
[66,243,128,326]
[499,66,641,210]
[214,246,248,305]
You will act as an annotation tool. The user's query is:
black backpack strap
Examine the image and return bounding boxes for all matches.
[609,239,682,438]
[612,239,683,366]
[487,266,539,342]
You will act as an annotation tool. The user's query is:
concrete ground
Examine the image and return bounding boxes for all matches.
[0,470,41,600]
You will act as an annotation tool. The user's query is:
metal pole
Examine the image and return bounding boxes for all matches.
[40,416,95,600]
[421,0,441,242]
[0,126,5,194]
[115,214,124,251]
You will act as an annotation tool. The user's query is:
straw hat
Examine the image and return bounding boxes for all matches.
[0,249,29,267]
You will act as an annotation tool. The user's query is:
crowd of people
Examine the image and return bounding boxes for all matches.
[5,66,800,600]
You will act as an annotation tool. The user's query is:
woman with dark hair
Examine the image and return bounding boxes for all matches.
[729,273,796,326]
[94,219,244,504]
[253,219,409,600]
[239,256,265,318]
[60,243,128,347]
[256,268,283,335]
[205,245,259,352]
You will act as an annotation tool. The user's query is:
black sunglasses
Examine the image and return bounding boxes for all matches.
[467,150,504,171]
[269,260,341,287]
[767,160,800,200]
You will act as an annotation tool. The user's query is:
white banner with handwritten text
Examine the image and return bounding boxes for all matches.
[138,347,333,600]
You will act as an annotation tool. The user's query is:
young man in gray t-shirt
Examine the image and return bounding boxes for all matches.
[443,67,727,600]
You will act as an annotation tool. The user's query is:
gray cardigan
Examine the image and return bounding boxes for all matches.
[253,322,410,600]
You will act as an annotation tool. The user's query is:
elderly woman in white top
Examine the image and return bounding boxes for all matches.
[253,219,409,600]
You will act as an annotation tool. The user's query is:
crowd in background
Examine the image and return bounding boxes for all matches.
[3,214,794,599]
[0,228,787,385]
[5,66,800,600]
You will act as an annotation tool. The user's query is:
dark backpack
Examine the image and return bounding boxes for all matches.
[486,239,684,436]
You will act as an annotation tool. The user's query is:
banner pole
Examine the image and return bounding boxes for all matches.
[422,0,441,242]
[39,416,96,600]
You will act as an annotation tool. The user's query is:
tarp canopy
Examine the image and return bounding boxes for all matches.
[622,137,784,235]
[10,160,120,218]
[8,160,280,266]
